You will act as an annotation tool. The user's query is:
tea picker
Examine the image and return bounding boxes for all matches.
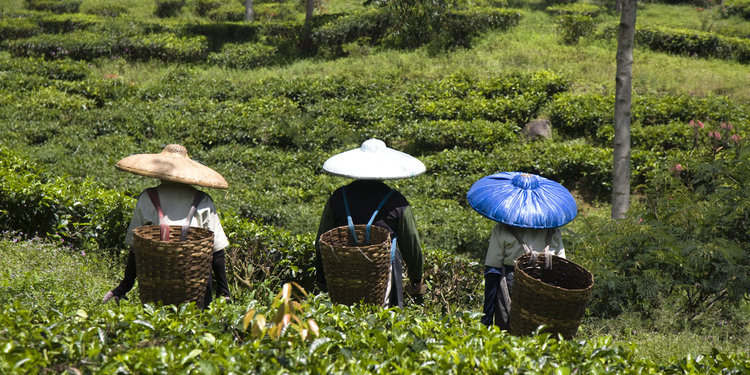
[468,172,593,338]
[315,139,427,307]
[102,144,231,309]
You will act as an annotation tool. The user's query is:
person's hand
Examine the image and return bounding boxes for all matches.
[102,291,122,305]
[405,279,427,296]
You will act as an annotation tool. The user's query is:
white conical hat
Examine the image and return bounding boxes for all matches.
[322,139,426,180]
[115,144,228,189]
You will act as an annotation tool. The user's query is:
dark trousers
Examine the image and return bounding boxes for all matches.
[481,266,514,329]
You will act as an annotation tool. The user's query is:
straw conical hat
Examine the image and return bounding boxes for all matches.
[322,139,426,180]
[116,144,228,189]
[467,172,577,229]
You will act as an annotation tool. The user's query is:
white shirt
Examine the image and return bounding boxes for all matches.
[125,182,229,252]
[484,223,565,268]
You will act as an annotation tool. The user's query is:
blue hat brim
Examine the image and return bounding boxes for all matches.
[467,172,577,228]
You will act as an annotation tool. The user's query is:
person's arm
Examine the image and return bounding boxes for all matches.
[314,199,335,290]
[108,249,136,299]
[550,228,565,258]
[397,205,423,283]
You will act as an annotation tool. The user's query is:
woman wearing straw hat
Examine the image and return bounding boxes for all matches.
[467,172,577,329]
[102,144,231,307]
[315,138,426,307]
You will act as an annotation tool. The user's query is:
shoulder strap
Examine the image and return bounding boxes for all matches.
[366,189,395,244]
[146,188,169,241]
[341,187,359,245]
[180,191,206,241]
[341,188,396,245]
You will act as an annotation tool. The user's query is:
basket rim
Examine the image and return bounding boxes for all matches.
[514,253,594,292]
[133,224,214,242]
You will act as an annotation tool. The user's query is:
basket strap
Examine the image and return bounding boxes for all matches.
[146,188,169,241]
[180,191,206,241]
[510,227,555,269]
[342,187,395,245]
[366,190,395,244]
[341,187,359,245]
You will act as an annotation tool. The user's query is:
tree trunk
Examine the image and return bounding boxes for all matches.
[305,0,314,26]
[245,0,254,21]
[612,0,636,219]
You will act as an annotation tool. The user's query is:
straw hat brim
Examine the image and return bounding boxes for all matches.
[467,172,577,229]
[116,145,228,189]
[322,139,425,180]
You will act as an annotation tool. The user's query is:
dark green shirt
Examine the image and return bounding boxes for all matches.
[315,180,423,283]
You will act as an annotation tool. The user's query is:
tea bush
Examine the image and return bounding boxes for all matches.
[154,0,186,18]
[634,25,750,64]
[24,0,82,14]
[0,17,41,40]
[546,3,602,16]
[556,14,597,45]
[82,2,128,17]
[725,0,750,19]
[206,3,245,22]
[207,42,278,69]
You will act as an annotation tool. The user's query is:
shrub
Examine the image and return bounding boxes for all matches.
[207,3,246,21]
[83,3,128,17]
[36,13,102,33]
[311,10,390,57]
[0,56,88,81]
[442,8,522,49]
[125,33,209,62]
[2,30,113,60]
[556,14,597,44]
[546,2,602,16]
[0,17,41,40]
[24,0,82,14]
[154,0,186,18]
[633,25,750,64]
[254,2,301,21]
[401,119,520,152]
[207,42,278,69]
[194,0,223,16]
[725,0,750,19]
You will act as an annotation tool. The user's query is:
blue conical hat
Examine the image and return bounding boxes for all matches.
[467,172,577,228]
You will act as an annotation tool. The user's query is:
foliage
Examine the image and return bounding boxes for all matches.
[546,2,602,16]
[556,14,597,45]
[569,130,749,320]
[82,2,129,17]
[725,0,750,19]
[633,25,750,64]
[207,42,278,69]
[24,0,81,14]
[206,2,245,22]
[154,0,186,18]
[242,282,320,341]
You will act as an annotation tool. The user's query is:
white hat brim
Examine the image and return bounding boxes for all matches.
[323,139,425,180]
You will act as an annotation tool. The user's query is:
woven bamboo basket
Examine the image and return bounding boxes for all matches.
[509,252,594,339]
[132,225,214,307]
[319,225,391,306]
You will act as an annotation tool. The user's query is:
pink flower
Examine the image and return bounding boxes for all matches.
[720,122,733,131]
[697,120,704,129]
[673,164,684,172]
[708,131,722,140]
[730,134,741,144]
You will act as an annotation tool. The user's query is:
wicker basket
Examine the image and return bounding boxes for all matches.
[319,225,391,306]
[510,252,594,339]
[132,225,214,307]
